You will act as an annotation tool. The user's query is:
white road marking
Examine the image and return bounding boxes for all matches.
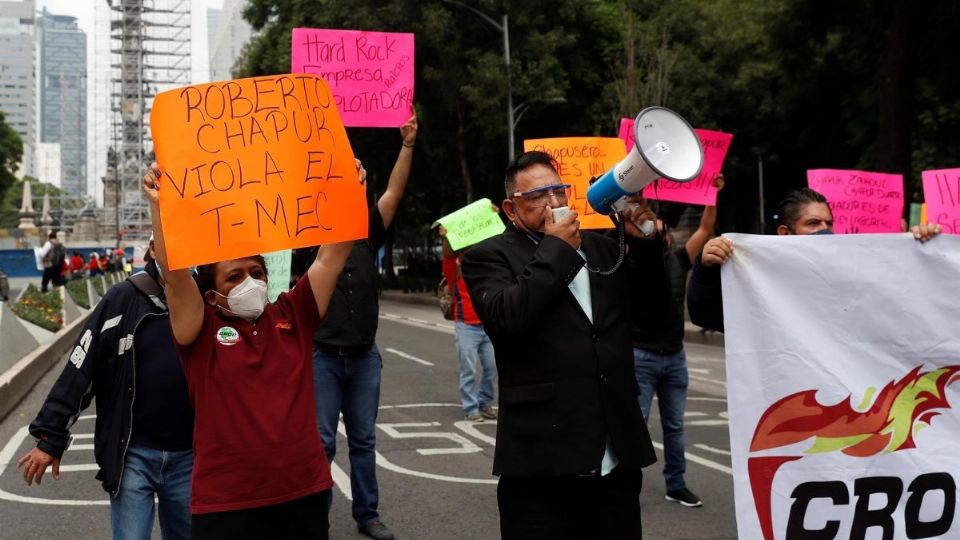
[689,374,727,387]
[694,444,731,456]
[384,348,434,367]
[453,420,497,446]
[652,441,732,475]
[0,426,108,505]
[72,434,94,440]
[57,464,100,472]
[684,412,707,417]
[377,423,481,456]
[379,313,455,335]
[66,444,94,452]
[688,368,711,374]
[330,461,353,501]
[686,420,729,426]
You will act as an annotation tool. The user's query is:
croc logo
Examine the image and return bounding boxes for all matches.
[216,326,241,346]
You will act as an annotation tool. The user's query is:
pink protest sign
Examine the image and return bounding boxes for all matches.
[618,118,732,206]
[922,168,960,234]
[291,28,414,128]
[806,169,904,234]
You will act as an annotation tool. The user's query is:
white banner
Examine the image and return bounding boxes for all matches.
[722,233,960,540]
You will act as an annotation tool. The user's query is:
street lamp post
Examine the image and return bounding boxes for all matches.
[752,146,766,233]
[438,0,514,160]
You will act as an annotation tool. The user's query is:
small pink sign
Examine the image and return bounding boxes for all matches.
[291,28,414,128]
[806,169,904,234]
[922,168,960,235]
[618,118,732,206]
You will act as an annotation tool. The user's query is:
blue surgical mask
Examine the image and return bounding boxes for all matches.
[809,229,834,235]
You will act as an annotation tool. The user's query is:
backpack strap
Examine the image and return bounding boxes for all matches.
[127,271,168,311]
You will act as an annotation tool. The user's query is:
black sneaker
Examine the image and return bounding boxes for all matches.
[665,488,703,507]
[358,520,395,540]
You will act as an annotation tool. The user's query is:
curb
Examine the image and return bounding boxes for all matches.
[380,290,726,348]
[0,310,89,423]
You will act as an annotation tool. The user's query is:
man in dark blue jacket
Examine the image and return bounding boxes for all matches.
[17,240,195,540]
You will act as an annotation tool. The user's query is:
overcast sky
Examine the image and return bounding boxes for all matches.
[35,0,224,202]
[38,0,224,81]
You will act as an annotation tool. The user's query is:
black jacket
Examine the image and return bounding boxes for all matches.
[463,227,657,477]
[28,264,174,495]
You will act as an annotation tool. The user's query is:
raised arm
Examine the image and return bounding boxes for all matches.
[143,163,205,347]
[377,112,418,228]
[685,174,725,264]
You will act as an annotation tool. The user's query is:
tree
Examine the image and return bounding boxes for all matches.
[0,109,23,206]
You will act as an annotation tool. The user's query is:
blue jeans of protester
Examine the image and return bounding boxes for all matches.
[454,321,497,415]
[313,345,382,528]
[110,444,193,540]
[633,348,688,492]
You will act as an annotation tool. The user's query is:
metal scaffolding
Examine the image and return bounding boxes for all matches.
[106,0,190,241]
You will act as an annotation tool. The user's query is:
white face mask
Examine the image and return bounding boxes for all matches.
[216,275,269,321]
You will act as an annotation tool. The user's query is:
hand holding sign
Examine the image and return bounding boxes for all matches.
[149,74,368,270]
[435,199,505,251]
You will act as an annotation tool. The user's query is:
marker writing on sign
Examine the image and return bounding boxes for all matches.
[164,75,347,247]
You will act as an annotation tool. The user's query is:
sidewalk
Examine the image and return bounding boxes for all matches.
[379,289,725,348]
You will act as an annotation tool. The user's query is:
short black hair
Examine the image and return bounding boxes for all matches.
[194,256,268,296]
[776,188,829,228]
[48,231,57,239]
[504,151,559,197]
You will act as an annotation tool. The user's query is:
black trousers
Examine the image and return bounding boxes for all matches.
[40,267,62,292]
[498,467,644,540]
[190,490,329,540]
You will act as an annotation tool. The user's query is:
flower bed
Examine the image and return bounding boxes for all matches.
[10,284,63,332]
[65,279,91,309]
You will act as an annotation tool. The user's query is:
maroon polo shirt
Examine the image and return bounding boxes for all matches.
[177,274,332,514]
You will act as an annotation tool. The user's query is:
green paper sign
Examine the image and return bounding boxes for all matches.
[435,198,505,251]
[263,249,292,302]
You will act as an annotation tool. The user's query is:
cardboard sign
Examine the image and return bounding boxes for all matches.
[806,169,904,234]
[150,74,368,270]
[522,137,626,229]
[922,168,960,234]
[435,198,505,251]
[263,249,292,302]
[291,28,414,128]
[619,118,732,206]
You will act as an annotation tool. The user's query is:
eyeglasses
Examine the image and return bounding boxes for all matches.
[512,184,571,208]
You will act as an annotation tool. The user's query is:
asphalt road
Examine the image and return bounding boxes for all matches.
[0,298,737,539]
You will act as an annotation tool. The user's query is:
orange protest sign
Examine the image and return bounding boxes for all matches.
[522,137,626,229]
[150,74,367,270]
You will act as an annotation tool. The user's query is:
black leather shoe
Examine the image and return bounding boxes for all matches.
[358,520,395,540]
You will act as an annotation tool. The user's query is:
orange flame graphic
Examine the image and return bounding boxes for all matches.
[747,365,960,540]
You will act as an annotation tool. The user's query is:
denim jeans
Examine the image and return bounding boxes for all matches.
[633,348,688,492]
[110,444,193,540]
[313,345,382,527]
[454,321,497,415]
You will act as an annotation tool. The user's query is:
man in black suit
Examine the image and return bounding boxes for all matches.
[462,151,658,539]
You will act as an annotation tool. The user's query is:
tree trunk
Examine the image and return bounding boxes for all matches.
[456,100,474,203]
[873,0,917,182]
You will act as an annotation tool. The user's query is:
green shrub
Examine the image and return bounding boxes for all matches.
[10,284,63,332]
[65,279,90,309]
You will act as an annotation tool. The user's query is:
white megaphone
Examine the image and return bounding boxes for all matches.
[587,107,704,215]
